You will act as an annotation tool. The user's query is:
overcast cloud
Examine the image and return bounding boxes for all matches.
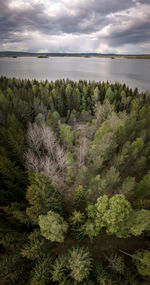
[0,0,150,53]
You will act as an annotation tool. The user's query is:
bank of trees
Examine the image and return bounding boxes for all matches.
[0,76,150,284]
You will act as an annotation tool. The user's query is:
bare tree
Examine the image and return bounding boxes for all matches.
[56,145,68,171]
[42,123,57,161]
[25,122,68,188]
[95,100,114,125]
[25,149,40,172]
[105,254,124,274]
[77,137,89,167]
[27,122,42,155]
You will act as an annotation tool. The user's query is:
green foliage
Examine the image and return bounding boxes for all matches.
[133,250,150,276]
[0,90,10,117]
[89,166,120,197]
[13,98,33,123]
[76,165,89,185]
[95,195,109,230]
[86,203,97,219]
[120,176,136,197]
[70,211,85,226]
[0,253,30,285]
[70,211,85,240]
[65,168,74,185]
[0,113,27,204]
[95,263,117,285]
[26,172,64,224]
[0,230,27,251]
[129,209,150,236]
[66,152,75,166]
[85,196,109,238]
[1,202,29,225]
[67,247,92,282]
[65,83,73,110]
[51,254,67,282]
[130,137,144,158]
[72,185,86,209]
[46,110,60,129]
[58,121,76,148]
[93,86,100,103]
[105,86,114,103]
[88,116,120,173]
[86,194,134,238]
[83,220,98,239]
[134,171,150,199]
[6,113,26,163]
[21,229,51,260]
[103,194,133,237]
[53,111,61,123]
[30,256,52,285]
[34,112,45,124]
[39,210,68,242]
[68,109,77,124]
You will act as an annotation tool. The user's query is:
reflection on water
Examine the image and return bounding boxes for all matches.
[0,57,150,91]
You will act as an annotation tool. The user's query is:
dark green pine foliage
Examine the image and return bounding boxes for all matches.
[26,172,65,224]
[0,112,27,205]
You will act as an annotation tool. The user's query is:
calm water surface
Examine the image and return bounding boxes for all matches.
[0,57,150,91]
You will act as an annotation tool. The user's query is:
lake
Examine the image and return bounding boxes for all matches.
[0,57,150,92]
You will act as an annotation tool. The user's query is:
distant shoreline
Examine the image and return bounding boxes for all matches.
[0,53,150,59]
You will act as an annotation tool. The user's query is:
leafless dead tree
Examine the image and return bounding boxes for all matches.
[27,122,42,155]
[105,254,124,274]
[25,149,40,172]
[95,100,114,125]
[77,137,89,167]
[25,122,68,188]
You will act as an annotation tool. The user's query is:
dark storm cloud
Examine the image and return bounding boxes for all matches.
[137,0,150,3]
[0,1,46,39]
[0,0,133,36]
[0,0,150,53]
[108,21,150,47]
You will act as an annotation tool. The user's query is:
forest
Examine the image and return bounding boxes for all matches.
[0,76,150,284]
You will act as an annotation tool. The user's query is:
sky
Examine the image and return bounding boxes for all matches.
[0,0,150,54]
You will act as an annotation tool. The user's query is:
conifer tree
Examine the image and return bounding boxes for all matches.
[26,172,64,224]
[67,247,92,282]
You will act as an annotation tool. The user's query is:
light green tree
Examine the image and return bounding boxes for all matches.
[95,195,109,231]
[58,121,76,148]
[83,220,98,240]
[103,194,133,238]
[39,210,68,243]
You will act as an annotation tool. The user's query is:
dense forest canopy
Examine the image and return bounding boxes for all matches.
[0,76,150,284]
